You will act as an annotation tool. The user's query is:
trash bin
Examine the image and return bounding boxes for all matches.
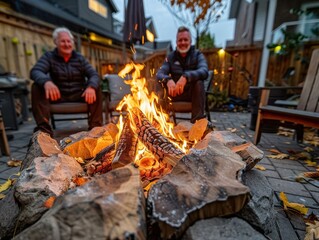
[0,73,29,130]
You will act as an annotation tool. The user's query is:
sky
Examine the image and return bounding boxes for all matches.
[113,0,235,48]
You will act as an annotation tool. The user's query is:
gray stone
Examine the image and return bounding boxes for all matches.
[0,188,20,239]
[237,170,279,238]
[14,164,146,240]
[182,217,267,240]
[14,153,83,235]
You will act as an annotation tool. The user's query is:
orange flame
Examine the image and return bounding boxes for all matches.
[115,63,187,161]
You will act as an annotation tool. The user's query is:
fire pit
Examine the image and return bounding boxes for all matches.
[0,64,276,240]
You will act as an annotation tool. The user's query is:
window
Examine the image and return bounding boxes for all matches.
[301,3,319,40]
[88,0,107,18]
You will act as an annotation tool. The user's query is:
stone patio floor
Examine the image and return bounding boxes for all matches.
[0,111,318,240]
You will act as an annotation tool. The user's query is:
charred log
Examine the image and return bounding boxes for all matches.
[112,117,138,169]
[131,108,185,166]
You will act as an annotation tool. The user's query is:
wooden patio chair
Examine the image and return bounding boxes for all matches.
[50,102,89,129]
[103,74,131,123]
[254,49,319,145]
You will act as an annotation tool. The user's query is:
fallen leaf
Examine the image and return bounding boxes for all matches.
[43,196,56,208]
[294,151,313,160]
[0,193,5,199]
[268,149,282,154]
[7,160,22,167]
[304,160,317,167]
[279,192,308,215]
[305,221,319,240]
[266,153,289,159]
[303,172,319,179]
[304,212,319,224]
[0,179,12,193]
[254,165,266,171]
[304,147,314,152]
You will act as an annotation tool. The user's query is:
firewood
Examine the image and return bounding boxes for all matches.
[131,107,185,166]
[112,117,138,169]
[84,143,115,176]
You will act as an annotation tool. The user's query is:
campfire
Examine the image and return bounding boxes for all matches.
[0,63,269,240]
[63,63,212,189]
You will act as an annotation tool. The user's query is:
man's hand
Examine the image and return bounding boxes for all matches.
[175,75,187,95]
[167,79,177,97]
[44,81,61,101]
[82,86,96,104]
[167,76,187,97]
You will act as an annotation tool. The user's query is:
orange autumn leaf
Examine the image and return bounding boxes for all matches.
[7,160,22,167]
[254,165,266,171]
[44,196,56,208]
[266,153,289,159]
[303,172,319,179]
[268,148,282,154]
[279,192,308,215]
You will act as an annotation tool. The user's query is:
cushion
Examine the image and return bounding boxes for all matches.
[104,74,131,101]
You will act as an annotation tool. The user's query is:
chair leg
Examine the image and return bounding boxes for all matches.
[295,124,304,143]
[254,112,263,145]
[205,106,211,121]
[51,115,56,129]
[0,117,10,156]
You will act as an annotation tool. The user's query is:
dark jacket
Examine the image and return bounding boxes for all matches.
[30,48,100,94]
[156,46,208,83]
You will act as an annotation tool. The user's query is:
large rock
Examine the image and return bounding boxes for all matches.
[14,153,83,235]
[0,131,63,239]
[21,131,62,170]
[148,137,250,239]
[0,189,20,239]
[182,217,268,240]
[237,170,279,239]
[14,164,146,240]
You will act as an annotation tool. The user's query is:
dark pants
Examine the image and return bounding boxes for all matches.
[31,83,103,133]
[171,80,206,123]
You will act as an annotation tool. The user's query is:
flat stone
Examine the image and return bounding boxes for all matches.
[237,170,277,236]
[182,217,267,240]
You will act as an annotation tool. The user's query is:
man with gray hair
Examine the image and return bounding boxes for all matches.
[30,27,102,137]
[156,26,209,124]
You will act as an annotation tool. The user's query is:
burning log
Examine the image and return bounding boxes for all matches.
[112,117,138,169]
[131,108,185,166]
[84,143,115,176]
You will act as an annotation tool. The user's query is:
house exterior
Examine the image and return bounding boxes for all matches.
[226,0,319,86]
[0,0,160,78]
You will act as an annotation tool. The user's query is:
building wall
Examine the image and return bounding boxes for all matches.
[78,0,113,31]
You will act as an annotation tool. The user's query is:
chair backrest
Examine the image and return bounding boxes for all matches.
[104,74,131,102]
[204,70,214,92]
[297,49,319,113]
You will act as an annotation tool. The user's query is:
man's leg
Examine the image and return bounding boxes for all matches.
[31,83,53,136]
[191,80,206,123]
[88,88,103,129]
